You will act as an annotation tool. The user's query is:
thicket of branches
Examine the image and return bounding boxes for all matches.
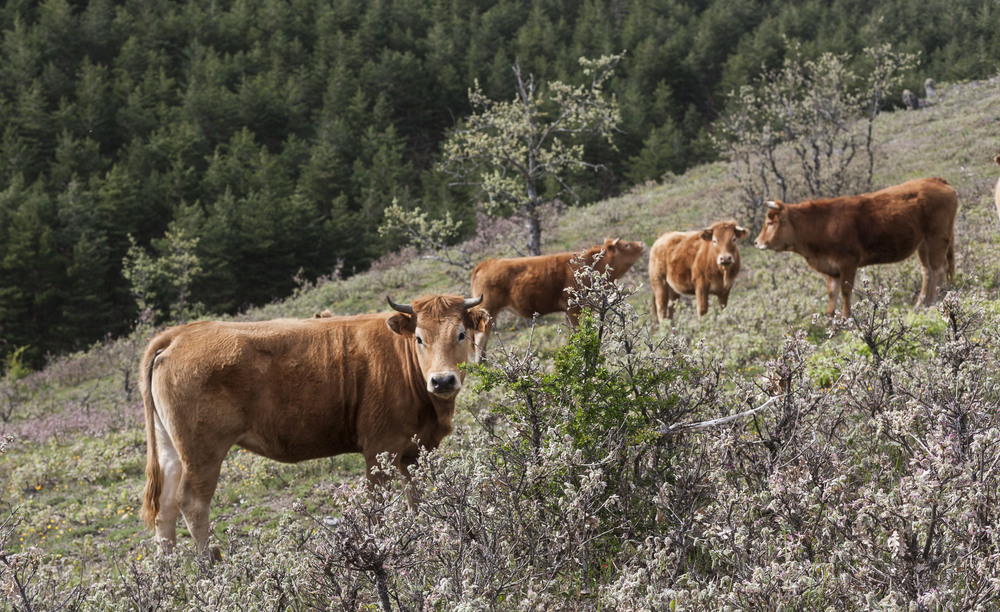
[7,266,1000,609]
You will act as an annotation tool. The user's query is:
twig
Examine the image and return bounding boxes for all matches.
[658,395,786,436]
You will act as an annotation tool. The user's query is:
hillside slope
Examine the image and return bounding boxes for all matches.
[2,77,1000,608]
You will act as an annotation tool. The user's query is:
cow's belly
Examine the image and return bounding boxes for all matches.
[808,256,842,277]
[235,424,360,464]
[509,293,565,318]
[859,245,921,267]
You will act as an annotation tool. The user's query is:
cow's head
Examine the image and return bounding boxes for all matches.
[385,294,490,399]
[602,237,646,279]
[754,201,791,252]
[700,220,748,268]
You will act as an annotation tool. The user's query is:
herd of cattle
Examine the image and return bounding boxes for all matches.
[140,175,965,555]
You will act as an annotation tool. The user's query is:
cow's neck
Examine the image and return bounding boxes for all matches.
[787,204,826,255]
[399,338,456,437]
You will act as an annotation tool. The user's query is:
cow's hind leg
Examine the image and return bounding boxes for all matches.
[916,240,934,306]
[153,416,183,549]
[665,286,680,320]
[651,282,668,323]
[176,452,226,560]
[916,238,950,306]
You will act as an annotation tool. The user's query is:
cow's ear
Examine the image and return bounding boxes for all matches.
[734,226,749,239]
[386,312,416,336]
[603,237,617,253]
[464,308,491,334]
[700,228,714,241]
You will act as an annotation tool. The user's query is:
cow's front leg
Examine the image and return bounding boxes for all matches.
[717,288,731,310]
[824,275,840,317]
[839,267,858,319]
[472,322,493,364]
[695,284,710,317]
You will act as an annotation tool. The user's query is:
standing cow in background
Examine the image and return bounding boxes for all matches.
[141,294,489,556]
[649,220,748,322]
[754,177,957,318]
[469,238,645,362]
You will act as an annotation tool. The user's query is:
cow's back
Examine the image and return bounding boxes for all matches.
[473,254,573,318]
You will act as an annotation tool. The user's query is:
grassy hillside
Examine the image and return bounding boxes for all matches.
[3,77,1000,609]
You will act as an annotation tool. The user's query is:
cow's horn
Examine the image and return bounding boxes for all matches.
[463,294,484,309]
[386,296,413,314]
[765,201,780,209]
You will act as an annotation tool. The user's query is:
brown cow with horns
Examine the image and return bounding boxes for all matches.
[140,294,489,555]
[754,177,957,318]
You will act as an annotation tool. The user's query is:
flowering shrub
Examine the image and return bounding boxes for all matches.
[5,254,1000,612]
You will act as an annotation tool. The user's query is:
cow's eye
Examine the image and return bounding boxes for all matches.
[458,331,466,341]
[416,335,424,346]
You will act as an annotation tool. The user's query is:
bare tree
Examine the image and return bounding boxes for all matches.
[439,54,622,256]
[714,40,917,232]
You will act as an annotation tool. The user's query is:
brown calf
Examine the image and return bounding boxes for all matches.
[649,220,748,322]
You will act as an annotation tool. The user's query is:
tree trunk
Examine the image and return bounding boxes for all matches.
[526,203,542,256]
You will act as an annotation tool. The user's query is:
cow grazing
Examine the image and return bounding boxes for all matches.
[469,238,645,361]
[649,220,748,322]
[140,294,489,555]
[754,177,957,318]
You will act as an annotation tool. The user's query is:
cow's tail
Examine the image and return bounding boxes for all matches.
[140,345,163,529]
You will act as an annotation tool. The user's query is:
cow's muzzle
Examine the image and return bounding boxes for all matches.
[429,372,461,396]
[717,254,735,266]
